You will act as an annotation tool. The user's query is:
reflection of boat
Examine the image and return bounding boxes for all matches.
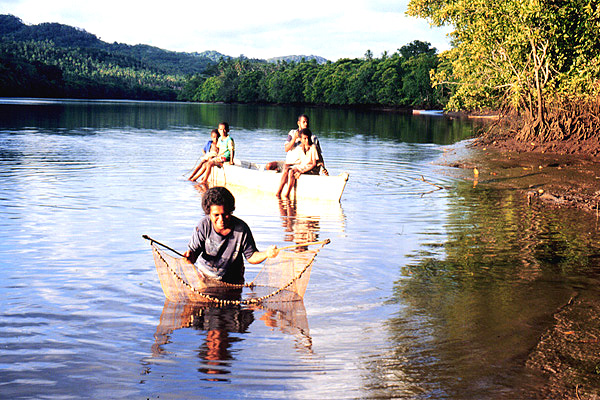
[150,240,327,304]
[206,160,349,202]
[193,184,346,235]
[152,299,312,361]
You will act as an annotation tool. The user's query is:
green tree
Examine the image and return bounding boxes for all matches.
[398,41,441,108]
[196,76,223,101]
[238,70,265,103]
[407,0,600,141]
[375,54,402,105]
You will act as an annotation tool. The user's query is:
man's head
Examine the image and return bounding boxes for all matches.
[202,186,235,215]
[202,187,235,233]
[297,114,309,130]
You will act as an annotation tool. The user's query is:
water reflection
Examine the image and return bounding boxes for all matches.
[278,198,320,245]
[0,99,481,144]
[192,182,346,243]
[376,181,600,398]
[152,299,311,381]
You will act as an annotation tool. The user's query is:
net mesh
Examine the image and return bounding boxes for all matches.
[151,240,327,305]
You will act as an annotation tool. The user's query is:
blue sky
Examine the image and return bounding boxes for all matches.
[0,0,452,60]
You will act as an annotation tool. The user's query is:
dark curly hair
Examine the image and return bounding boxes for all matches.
[299,128,313,145]
[202,186,235,215]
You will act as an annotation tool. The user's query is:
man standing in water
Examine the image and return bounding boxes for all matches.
[183,186,278,284]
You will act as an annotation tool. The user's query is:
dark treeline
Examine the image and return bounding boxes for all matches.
[0,14,210,100]
[0,14,445,108]
[0,40,185,100]
[180,41,444,109]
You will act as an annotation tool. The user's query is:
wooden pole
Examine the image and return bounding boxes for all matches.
[142,235,185,257]
[278,239,330,251]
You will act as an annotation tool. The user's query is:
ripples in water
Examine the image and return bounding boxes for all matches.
[2,101,599,399]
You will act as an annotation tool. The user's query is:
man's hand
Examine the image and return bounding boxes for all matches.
[182,249,196,264]
[266,245,279,258]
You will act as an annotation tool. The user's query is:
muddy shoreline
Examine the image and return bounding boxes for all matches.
[443,133,600,399]
[466,135,600,215]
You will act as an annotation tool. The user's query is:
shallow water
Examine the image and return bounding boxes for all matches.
[1,99,600,399]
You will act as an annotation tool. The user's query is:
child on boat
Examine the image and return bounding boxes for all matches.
[215,122,234,164]
[189,129,219,181]
[192,122,235,183]
[285,115,327,174]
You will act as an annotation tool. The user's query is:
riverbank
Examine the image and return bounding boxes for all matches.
[452,134,600,215]
[441,134,600,399]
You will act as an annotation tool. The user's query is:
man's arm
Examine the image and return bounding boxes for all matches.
[313,136,328,175]
[284,130,298,152]
[246,245,279,264]
[228,138,235,165]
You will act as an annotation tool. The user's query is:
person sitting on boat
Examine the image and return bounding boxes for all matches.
[188,129,219,181]
[183,186,279,284]
[266,114,328,175]
[276,128,320,198]
[192,122,235,184]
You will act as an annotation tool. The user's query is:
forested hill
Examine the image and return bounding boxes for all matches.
[0,14,214,76]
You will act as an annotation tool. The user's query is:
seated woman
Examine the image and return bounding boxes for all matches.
[197,122,235,185]
[276,128,319,198]
[189,129,219,181]
[267,114,328,176]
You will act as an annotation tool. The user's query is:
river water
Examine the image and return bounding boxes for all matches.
[1,99,600,399]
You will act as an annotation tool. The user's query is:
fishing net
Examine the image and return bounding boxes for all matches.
[150,239,328,305]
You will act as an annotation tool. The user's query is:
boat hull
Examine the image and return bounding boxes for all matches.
[207,160,349,202]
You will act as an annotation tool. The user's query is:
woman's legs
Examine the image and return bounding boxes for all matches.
[189,160,208,181]
[188,160,202,180]
[283,169,296,198]
[198,160,218,184]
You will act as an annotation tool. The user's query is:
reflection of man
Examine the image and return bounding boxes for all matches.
[279,198,297,242]
[152,300,313,376]
[194,305,254,379]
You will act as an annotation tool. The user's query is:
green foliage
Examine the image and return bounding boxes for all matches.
[0,39,184,100]
[181,40,444,109]
[0,13,212,84]
[0,14,26,35]
[0,13,446,108]
[407,0,600,124]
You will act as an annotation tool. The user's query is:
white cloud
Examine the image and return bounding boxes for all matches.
[0,0,451,60]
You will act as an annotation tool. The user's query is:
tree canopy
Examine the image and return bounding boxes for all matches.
[407,0,600,142]
[182,41,443,109]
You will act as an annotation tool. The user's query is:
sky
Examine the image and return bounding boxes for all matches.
[0,0,453,61]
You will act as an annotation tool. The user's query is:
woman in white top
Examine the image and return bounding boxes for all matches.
[278,128,319,198]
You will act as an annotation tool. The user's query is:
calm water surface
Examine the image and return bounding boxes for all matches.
[1,99,600,399]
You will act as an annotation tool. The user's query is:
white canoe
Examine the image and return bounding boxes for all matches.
[206,160,349,202]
